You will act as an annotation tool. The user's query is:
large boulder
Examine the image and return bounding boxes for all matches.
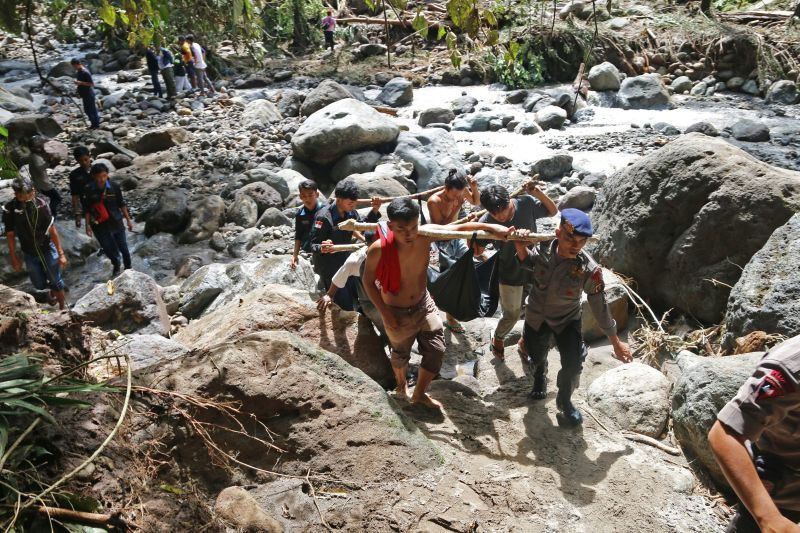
[591,134,800,323]
[5,114,62,142]
[275,89,304,118]
[671,351,762,487]
[215,487,283,533]
[377,77,413,107]
[226,194,259,228]
[535,105,567,130]
[178,195,226,244]
[176,284,394,387]
[616,74,671,109]
[299,79,354,116]
[227,227,262,258]
[418,107,455,127]
[330,151,382,183]
[529,153,573,181]
[340,171,409,199]
[72,270,171,336]
[242,99,282,128]
[765,80,798,105]
[152,329,436,483]
[110,334,189,371]
[588,62,621,91]
[235,181,283,215]
[177,258,316,318]
[731,119,770,142]
[393,128,462,191]
[558,185,596,210]
[0,87,35,113]
[587,362,670,437]
[581,268,629,342]
[144,188,189,236]
[724,214,800,347]
[133,127,190,155]
[48,61,75,78]
[291,99,400,165]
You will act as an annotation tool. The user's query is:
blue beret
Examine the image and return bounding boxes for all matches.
[560,208,593,237]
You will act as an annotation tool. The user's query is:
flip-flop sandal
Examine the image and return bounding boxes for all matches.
[444,322,466,334]
[489,335,505,360]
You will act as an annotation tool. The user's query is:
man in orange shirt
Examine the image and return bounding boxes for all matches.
[179,36,197,89]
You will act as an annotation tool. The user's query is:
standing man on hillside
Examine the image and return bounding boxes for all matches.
[321,10,336,52]
[186,35,215,96]
[513,209,631,426]
[158,45,177,99]
[2,177,68,309]
[68,146,92,228]
[144,45,163,98]
[709,335,800,533]
[71,58,100,129]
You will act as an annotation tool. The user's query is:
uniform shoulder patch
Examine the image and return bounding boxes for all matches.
[314,219,324,229]
[756,368,797,401]
[587,266,604,294]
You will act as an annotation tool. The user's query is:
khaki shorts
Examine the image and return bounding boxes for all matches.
[384,292,445,374]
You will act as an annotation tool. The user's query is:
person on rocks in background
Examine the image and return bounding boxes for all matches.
[71,58,101,129]
[82,163,133,278]
[173,51,191,93]
[158,45,177,99]
[321,9,336,53]
[179,36,197,89]
[186,35,215,96]
[512,209,631,426]
[362,198,513,409]
[708,335,800,533]
[2,177,68,309]
[68,146,92,228]
[19,136,61,216]
[290,180,324,271]
[309,181,381,312]
[426,169,481,333]
[144,45,163,98]
[477,183,557,361]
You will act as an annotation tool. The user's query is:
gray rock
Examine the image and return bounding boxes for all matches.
[256,207,292,227]
[235,182,283,215]
[101,90,129,108]
[48,61,75,78]
[557,185,596,210]
[179,195,226,244]
[724,214,800,346]
[726,77,746,91]
[93,139,138,160]
[291,99,400,165]
[5,114,62,140]
[581,172,606,189]
[331,151,382,182]
[145,188,189,236]
[418,107,455,127]
[731,119,770,142]
[515,121,542,135]
[690,82,708,96]
[393,128,462,191]
[276,169,310,205]
[587,362,670,437]
[591,134,800,323]
[215,486,283,533]
[653,122,681,135]
[530,153,573,181]
[276,89,304,117]
[175,255,205,278]
[535,105,567,130]
[671,76,693,94]
[672,351,762,488]
[340,172,410,199]
[299,79,354,116]
[112,334,189,371]
[588,62,621,91]
[685,121,719,137]
[505,90,528,104]
[355,43,387,58]
[616,74,671,109]
[133,127,190,154]
[160,284,181,315]
[582,268,629,342]
[72,270,171,336]
[377,77,413,107]
[765,80,798,105]
[451,95,478,115]
[452,113,491,132]
[242,99,282,128]
[228,227,262,258]
[741,79,760,96]
[608,17,629,30]
[227,194,259,228]
[523,92,547,112]
[0,87,35,112]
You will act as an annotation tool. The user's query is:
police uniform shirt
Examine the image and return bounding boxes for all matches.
[294,199,324,253]
[717,336,800,511]
[518,240,616,337]
[82,179,127,232]
[76,68,94,98]
[1,196,54,256]
[309,203,380,280]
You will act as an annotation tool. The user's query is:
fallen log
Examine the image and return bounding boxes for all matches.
[337,219,563,244]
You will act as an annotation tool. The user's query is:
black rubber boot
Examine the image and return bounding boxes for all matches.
[528,371,547,401]
[555,389,582,427]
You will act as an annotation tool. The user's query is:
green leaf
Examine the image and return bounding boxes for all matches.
[53,492,103,513]
[0,126,7,137]
[411,11,428,39]
[233,0,242,26]
[2,399,55,423]
[437,26,446,40]
[119,11,129,25]
[486,29,499,46]
[98,4,117,27]
[365,0,376,11]
[0,418,8,459]
[36,396,93,408]
[464,8,481,38]
[447,0,472,28]
[484,9,497,27]
[509,40,520,60]
[159,483,186,495]
[388,0,407,10]
[446,31,457,50]
[449,49,462,68]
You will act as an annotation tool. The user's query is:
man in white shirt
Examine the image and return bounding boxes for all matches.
[186,34,215,95]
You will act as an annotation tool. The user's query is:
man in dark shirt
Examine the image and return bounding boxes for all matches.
[144,46,163,97]
[2,177,68,309]
[309,181,381,311]
[82,163,134,277]
[70,58,100,129]
[477,184,558,359]
[68,146,92,228]
[291,179,323,270]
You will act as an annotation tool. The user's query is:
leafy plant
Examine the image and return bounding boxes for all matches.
[485,40,544,88]
[0,126,18,181]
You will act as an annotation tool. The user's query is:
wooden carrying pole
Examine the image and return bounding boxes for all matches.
[336,219,560,244]
[451,177,544,225]
[356,185,444,205]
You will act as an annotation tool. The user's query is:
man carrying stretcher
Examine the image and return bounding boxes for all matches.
[362,198,514,409]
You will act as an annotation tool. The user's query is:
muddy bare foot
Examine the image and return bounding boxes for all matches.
[411,392,442,410]
[395,382,409,400]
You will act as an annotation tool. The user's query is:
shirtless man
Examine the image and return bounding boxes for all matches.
[426,170,480,333]
[362,198,513,409]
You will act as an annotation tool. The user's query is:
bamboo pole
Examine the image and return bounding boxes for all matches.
[356,185,445,204]
[337,219,561,244]
[326,243,366,252]
[451,177,544,225]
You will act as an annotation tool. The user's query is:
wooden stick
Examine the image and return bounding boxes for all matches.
[336,220,559,243]
[371,105,398,116]
[35,507,130,530]
[451,177,544,225]
[327,243,366,253]
[622,431,682,456]
[356,185,445,204]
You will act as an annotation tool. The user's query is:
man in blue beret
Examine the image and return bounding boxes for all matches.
[512,208,632,426]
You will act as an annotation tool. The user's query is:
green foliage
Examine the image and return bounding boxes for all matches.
[0,0,22,33]
[444,0,503,67]
[485,42,544,88]
[53,24,79,43]
[0,126,18,181]
[713,0,757,11]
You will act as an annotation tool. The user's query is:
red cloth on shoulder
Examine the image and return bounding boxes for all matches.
[376,222,400,294]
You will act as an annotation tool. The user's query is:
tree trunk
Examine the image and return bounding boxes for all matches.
[291,0,313,52]
[700,0,713,16]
